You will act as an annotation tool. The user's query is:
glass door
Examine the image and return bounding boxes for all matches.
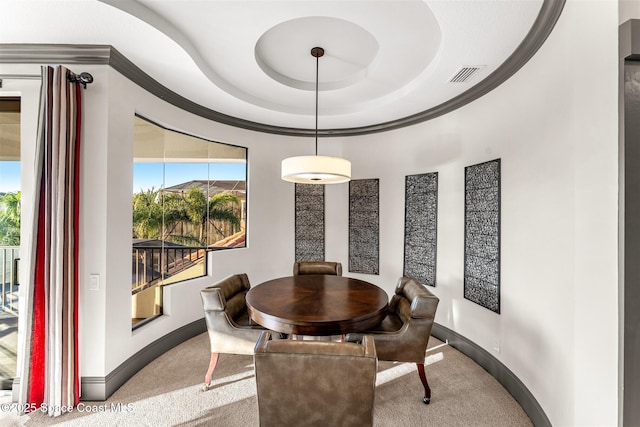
[0,96,21,389]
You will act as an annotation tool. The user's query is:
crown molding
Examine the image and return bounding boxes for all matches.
[0,44,112,64]
[0,0,565,137]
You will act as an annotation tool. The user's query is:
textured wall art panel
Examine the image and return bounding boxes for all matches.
[349,179,379,274]
[295,183,324,262]
[403,172,438,287]
[464,159,501,313]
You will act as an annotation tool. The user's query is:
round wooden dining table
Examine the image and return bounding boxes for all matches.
[246,275,389,336]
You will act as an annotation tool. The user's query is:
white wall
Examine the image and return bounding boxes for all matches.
[326,1,618,425]
[1,0,619,425]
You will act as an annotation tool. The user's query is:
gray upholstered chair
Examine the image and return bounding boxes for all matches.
[200,273,265,391]
[254,331,377,427]
[346,276,439,404]
[292,261,342,276]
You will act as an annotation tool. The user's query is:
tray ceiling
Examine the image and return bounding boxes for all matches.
[0,0,563,135]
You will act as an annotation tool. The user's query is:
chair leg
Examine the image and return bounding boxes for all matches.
[416,363,431,404]
[202,352,219,392]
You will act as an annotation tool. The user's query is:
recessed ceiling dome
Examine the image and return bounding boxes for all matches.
[252,13,441,117]
[255,17,381,92]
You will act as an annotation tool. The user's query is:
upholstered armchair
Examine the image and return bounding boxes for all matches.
[292,261,342,276]
[200,273,265,391]
[346,276,439,404]
[254,331,377,427]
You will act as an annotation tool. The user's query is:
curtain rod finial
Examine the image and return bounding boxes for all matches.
[67,71,94,89]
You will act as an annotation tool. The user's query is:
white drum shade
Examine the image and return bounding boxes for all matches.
[281,155,351,184]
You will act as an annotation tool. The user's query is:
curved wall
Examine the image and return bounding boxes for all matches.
[0,0,618,425]
[324,2,618,425]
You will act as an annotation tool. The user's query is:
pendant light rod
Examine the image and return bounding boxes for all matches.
[281,46,350,184]
[311,47,324,156]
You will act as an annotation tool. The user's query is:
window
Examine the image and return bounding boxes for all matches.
[132,116,247,328]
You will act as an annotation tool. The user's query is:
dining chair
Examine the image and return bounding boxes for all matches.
[292,261,342,276]
[346,276,439,404]
[254,331,377,427]
[200,273,266,391]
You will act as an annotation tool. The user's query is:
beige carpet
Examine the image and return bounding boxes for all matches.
[0,333,532,426]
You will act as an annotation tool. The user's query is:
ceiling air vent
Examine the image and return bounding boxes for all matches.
[448,66,485,83]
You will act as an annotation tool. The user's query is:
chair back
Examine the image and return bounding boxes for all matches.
[201,273,251,325]
[201,273,263,355]
[254,332,377,427]
[394,276,439,323]
[293,261,342,276]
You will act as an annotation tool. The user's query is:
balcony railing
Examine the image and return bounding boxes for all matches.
[0,246,19,315]
[132,245,210,293]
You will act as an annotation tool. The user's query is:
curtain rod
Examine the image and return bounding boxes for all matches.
[0,71,94,89]
[0,74,41,80]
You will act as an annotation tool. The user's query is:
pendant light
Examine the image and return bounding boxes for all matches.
[281,47,351,184]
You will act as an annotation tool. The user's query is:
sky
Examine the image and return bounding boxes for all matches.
[0,161,246,194]
[0,161,20,193]
[133,162,246,192]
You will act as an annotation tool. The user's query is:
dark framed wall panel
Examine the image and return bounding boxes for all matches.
[349,179,379,274]
[403,172,438,287]
[295,183,324,262]
[464,159,501,313]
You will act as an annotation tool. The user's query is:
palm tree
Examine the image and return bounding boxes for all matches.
[207,192,242,241]
[132,188,163,239]
[133,186,241,246]
[184,187,208,244]
[161,192,196,245]
[0,191,21,246]
[160,193,187,235]
[184,187,241,245]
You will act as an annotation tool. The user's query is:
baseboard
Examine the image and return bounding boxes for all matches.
[81,318,206,401]
[431,323,551,427]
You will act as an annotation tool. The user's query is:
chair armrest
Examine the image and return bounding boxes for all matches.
[201,287,226,311]
[345,325,406,345]
[206,312,265,354]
